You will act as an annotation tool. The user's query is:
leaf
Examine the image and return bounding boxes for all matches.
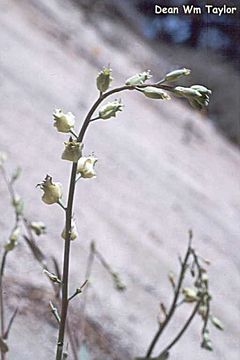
[0,337,9,353]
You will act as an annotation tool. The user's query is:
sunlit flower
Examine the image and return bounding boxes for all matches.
[53,109,75,133]
[61,138,83,162]
[77,155,98,178]
[125,70,152,85]
[96,66,113,93]
[165,68,191,81]
[138,86,171,100]
[38,175,63,205]
[99,100,123,120]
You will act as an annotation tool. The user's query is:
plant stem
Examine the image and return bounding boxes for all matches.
[145,240,192,358]
[158,300,201,358]
[55,79,171,359]
[69,130,78,139]
[56,163,77,360]
[0,250,8,360]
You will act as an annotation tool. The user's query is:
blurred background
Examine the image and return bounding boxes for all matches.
[0,0,239,359]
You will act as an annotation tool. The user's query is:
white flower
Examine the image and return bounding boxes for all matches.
[53,109,75,133]
[61,138,83,162]
[125,70,152,85]
[99,100,123,120]
[173,86,202,98]
[38,175,63,205]
[77,155,98,178]
[165,68,191,81]
[96,66,113,93]
[138,86,171,100]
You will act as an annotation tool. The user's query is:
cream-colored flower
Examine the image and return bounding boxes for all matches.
[173,86,202,98]
[138,86,171,100]
[61,138,83,162]
[99,100,123,120]
[77,155,98,178]
[53,109,75,133]
[61,221,78,241]
[38,175,63,205]
[96,66,113,93]
[165,68,191,81]
[125,70,152,85]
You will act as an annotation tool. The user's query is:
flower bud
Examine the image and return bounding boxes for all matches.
[201,273,208,283]
[5,227,20,251]
[96,66,113,93]
[43,269,61,284]
[138,86,171,100]
[53,109,75,133]
[0,151,7,167]
[10,227,21,242]
[190,85,212,96]
[210,316,224,330]
[165,68,191,81]
[77,155,97,178]
[112,272,126,292]
[173,86,202,98]
[125,70,152,85]
[61,138,83,162]
[12,194,24,216]
[99,99,123,120]
[189,85,212,110]
[61,221,78,241]
[182,287,198,302]
[198,304,208,319]
[30,221,46,236]
[38,175,63,205]
[201,331,213,351]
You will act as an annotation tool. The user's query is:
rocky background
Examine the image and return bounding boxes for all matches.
[0,0,239,359]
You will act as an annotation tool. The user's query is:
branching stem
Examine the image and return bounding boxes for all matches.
[158,299,201,358]
[55,79,175,359]
[145,240,192,358]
